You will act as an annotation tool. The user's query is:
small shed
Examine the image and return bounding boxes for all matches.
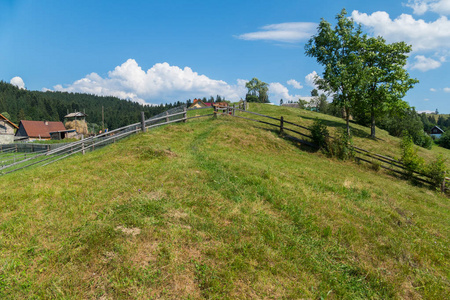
[64,112,87,121]
[15,120,67,141]
[0,113,19,144]
[430,126,444,139]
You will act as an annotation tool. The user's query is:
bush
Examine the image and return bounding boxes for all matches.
[424,155,447,189]
[438,132,450,149]
[400,133,424,179]
[327,129,354,160]
[310,118,329,149]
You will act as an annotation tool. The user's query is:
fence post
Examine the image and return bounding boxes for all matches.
[280,116,284,134]
[141,111,146,132]
[441,171,446,193]
[233,104,235,116]
[213,106,217,119]
[82,135,85,155]
[183,107,187,122]
[165,111,169,123]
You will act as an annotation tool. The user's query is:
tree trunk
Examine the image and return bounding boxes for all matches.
[371,104,376,139]
[345,107,351,136]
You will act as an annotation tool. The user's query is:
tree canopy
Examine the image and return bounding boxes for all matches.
[245,77,270,103]
[305,9,418,138]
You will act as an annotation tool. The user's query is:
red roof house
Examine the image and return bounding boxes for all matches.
[15,120,67,140]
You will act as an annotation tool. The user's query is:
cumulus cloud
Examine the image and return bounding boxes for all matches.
[409,55,443,70]
[51,59,248,104]
[10,76,25,89]
[351,10,450,52]
[236,22,317,43]
[287,79,303,89]
[405,0,450,15]
[444,87,450,92]
[305,71,321,88]
[430,87,437,91]
[269,82,304,103]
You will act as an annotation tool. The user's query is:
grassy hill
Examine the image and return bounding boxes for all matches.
[0,104,448,299]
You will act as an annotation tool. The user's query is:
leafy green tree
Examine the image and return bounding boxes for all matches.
[245,77,270,103]
[305,9,365,135]
[1,111,11,120]
[306,9,417,138]
[298,99,308,109]
[358,35,418,138]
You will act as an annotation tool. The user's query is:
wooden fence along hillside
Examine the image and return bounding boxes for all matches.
[212,105,449,192]
[1,104,448,192]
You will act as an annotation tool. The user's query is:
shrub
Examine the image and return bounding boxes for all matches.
[310,118,329,149]
[424,155,447,189]
[400,133,424,179]
[438,132,450,149]
[327,129,354,160]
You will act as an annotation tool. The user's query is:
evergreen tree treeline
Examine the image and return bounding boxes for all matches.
[0,81,185,130]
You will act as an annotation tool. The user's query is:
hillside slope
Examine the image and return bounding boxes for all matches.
[0,115,448,299]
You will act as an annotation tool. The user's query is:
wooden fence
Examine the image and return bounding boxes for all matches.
[2,104,448,193]
[0,106,217,175]
[212,105,448,192]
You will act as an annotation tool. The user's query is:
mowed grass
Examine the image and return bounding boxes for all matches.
[0,113,448,299]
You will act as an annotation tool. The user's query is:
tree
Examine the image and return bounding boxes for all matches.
[1,111,11,120]
[358,35,418,138]
[245,77,270,103]
[280,99,284,106]
[298,99,308,109]
[305,9,365,135]
[305,9,417,138]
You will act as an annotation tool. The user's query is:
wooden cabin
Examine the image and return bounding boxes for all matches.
[430,126,444,139]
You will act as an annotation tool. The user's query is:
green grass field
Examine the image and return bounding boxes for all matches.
[0,105,448,299]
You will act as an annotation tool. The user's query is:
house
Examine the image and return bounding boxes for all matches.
[15,120,74,141]
[189,99,213,109]
[430,126,445,139]
[0,113,19,144]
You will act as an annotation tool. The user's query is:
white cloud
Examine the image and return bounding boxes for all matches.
[406,0,431,14]
[405,0,450,15]
[430,87,437,91]
[51,59,248,104]
[409,55,443,70]
[305,71,320,88]
[269,82,304,102]
[287,79,303,89]
[444,87,450,92]
[351,10,450,52]
[237,22,317,43]
[10,76,25,89]
[424,98,430,101]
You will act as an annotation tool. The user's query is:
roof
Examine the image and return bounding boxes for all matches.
[0,113,18,129]
[431,126,445,133]
[65,112,87,118]
[17,120,66,138]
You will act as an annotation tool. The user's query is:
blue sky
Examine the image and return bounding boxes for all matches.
[1,0,449,112]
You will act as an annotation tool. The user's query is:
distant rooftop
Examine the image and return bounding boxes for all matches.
[65,112,87,118]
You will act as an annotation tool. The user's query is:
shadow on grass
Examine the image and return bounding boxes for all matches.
[299,115,371,139]
[251,124,319,153]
